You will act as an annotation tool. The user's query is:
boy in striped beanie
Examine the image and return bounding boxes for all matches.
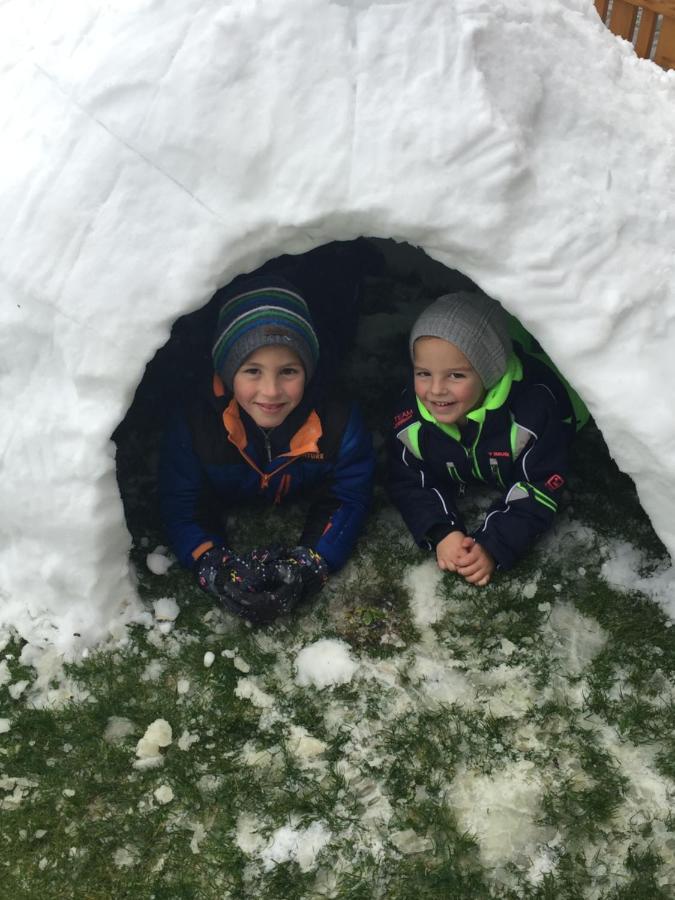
[159,275,375,625]
[212,280,321,394]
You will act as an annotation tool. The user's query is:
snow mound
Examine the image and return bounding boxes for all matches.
[294,639,359,689]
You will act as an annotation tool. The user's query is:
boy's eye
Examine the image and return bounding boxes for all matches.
[242,367,260,376]
[449,372,466,380]
[281,367,301,376]
[414,370,430,378]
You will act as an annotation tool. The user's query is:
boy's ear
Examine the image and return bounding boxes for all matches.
[212,373,226,397]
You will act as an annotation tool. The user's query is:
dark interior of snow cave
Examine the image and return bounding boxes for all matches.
[112,237,662,572]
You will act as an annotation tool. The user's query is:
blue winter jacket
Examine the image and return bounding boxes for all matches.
[387,348,582,570]
[159,376,375,572]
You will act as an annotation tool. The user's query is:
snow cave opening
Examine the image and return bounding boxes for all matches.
[112,237,660,573]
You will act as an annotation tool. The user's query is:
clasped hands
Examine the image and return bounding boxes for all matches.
[435,531,495,587]
[195,544,328,625]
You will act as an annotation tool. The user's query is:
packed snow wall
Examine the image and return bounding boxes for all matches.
[1,0,674,651]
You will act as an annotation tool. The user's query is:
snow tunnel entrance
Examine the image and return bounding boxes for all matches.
[112,238,663,591]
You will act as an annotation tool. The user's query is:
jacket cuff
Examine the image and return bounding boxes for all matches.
[425,523,460,549]
[191,541,215,565]
[472,533,513,571]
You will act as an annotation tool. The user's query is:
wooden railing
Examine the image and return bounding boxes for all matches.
[595,0,675,69]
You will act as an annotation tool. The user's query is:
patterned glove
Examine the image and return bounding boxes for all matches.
[215,577,303,626]
[194,546,263,596]
[274,546,328,600]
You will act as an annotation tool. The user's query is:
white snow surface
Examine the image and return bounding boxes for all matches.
[1,0,675,650]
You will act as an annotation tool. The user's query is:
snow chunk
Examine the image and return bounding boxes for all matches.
[235,677,275,708]
[153,598,179,622]
[153,784,174,805]
[113,846,138,868]
[104,716,136,744]
[189,822,207,854]
[197,774,223,795]
[294,639,358,689]
[0,660,11,687]
[390,829,434,855]
[1,776,38,810]
[0,718,10,734]
[134,719,172,769]
[522,580,538,599]
[8,680,29,699]
[203,651,215,668]
[286,725,327,760]
[177,730,199,751]
[146,548,173,576]
[140,659,165,682]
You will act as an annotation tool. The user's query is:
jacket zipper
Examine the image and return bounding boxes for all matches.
[260,428,273,464]
[490,457,505,488]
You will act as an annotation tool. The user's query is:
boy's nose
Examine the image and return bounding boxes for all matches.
[259,375,281,398]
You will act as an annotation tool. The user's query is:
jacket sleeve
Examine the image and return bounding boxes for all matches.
[301,405,375,571]
[158,412,227,569]
[386,431,465,549]
[472,385,572,570]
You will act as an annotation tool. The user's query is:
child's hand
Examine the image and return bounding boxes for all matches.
[456,537,495,586]
[435,531,469,572]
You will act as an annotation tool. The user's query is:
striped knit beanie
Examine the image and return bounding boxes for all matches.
[212,279,320,390]
[409,292,512,389]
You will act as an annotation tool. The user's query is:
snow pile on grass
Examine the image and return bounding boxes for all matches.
[294,639,359,689]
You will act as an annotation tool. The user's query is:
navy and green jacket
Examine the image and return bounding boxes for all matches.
[387,348,584,571]
[159,376,375,572]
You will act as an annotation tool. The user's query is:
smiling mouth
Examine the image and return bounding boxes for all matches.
[256,402,286,412]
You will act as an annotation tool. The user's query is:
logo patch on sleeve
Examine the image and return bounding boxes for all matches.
[545,473,565,490]
[394,409,414,429]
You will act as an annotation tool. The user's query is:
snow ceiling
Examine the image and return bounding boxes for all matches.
[1,0,674,650]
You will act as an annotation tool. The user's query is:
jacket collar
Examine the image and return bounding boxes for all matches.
[212,374,323,459]
[414,352,523,441]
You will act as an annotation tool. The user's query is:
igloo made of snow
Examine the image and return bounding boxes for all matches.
[1,0,674,651]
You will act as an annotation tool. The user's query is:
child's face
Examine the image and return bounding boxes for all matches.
[233,345,306,428]
[413,337,485,425]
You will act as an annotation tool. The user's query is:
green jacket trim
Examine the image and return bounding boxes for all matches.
[414,352,523,439]
[396,421,423,460]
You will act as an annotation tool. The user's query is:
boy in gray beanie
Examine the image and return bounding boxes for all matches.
[388,291,587,585]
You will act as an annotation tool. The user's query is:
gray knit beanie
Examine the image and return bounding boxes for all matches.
[409,292,512,389]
